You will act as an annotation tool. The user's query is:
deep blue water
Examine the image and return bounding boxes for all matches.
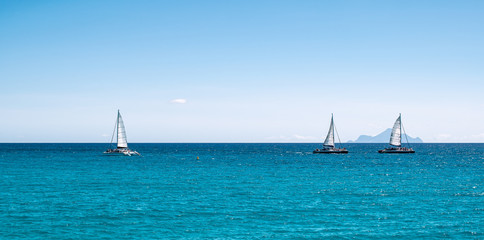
[0,143,482,239]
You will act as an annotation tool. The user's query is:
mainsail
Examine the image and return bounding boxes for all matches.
[389,115,402,146]
[117,111,128,148]
[323,115,335,147]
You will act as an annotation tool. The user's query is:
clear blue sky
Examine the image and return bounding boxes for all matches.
[1,0,483,142]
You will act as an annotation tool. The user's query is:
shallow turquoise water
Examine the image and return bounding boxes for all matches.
[0,143,483,239]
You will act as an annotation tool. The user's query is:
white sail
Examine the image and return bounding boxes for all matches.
[389,115,402,146]
[117,111,128,148]
[323,115,335,147]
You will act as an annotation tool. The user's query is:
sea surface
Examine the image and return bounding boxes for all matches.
[0,143,482,239]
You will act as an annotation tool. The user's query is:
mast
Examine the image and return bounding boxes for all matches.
[116,110,120,146]
[323,114,335,148]
[116,110,128,149]
[389,114,402,147]
[399,113,402,146]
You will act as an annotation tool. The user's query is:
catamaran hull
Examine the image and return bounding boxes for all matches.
[104,149,140,156]
[378,149,415,154]
[103,152,140,156]
[313,149,348,154]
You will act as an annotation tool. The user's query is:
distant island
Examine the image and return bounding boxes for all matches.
[347,128,423,143]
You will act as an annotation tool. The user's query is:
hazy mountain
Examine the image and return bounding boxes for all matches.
[347,128,423,143]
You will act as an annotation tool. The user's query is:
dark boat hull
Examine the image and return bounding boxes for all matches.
[313,149,348,154]
[104,148,140,156]
[378,148,415,154]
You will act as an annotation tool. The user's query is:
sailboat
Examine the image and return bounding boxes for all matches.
[313,114,348,154]
[378,114,415,153]
[104,110,140,156]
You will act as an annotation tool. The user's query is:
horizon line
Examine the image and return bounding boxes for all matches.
[0,142,483,144]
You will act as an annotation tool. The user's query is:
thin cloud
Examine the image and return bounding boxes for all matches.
[266,135,292,141]
[293,134,318,140]
[266,134,317,141]
[170,99,187,104]
[472,133,484,139]
[461,133,484,142]
[435,134,452,141]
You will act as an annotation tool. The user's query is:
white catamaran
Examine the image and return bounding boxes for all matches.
[313,114,348,154]
[378,114,415,153]
[104,110,140,156]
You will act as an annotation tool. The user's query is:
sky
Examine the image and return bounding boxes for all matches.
[0,0,483,143]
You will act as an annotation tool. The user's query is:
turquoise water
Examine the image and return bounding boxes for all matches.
[1,143,482,239]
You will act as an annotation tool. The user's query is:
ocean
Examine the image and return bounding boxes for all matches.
[0,143,482,239]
